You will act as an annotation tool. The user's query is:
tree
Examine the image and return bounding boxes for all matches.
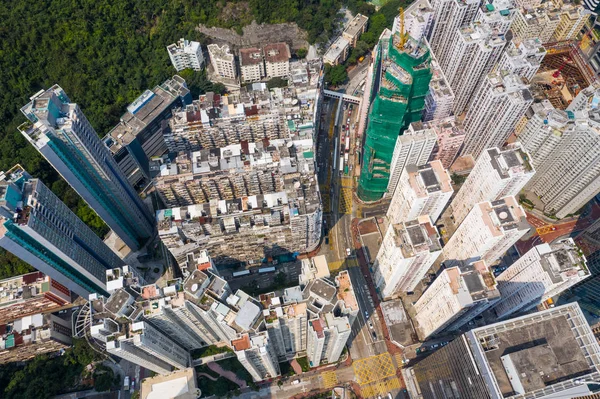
[93,366,115,392]
[325,65,348,87]
[266,77,288,89]
[296,48,308,59]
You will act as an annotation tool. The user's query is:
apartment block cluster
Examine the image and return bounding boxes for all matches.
[323,13,369,66]
[156,61,323,271]
[90,253,357,380]
[372,127,590,340]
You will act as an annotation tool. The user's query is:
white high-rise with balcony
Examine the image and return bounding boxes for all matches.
[461,71,533,159]
[443,22,506,115]
[374,215,442,298]
[519,89,600,218]
[387,161,453,225]
[167,38,205,72]
[442,196,530,267]
[414,260,500,339]
[451,143,535,225]
[387,122,438,198]
[232,333,281,382]
[493,239,590,319]
[495,39,546,82]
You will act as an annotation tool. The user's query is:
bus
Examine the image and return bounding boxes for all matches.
[258,267,276,274]
[344,136,350,152]
[232,270,251,277]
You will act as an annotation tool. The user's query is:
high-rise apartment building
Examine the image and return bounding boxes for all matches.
[263,43,291,79]
[460,71,533,159]
[373,215,442,298]
[553,4,591,42]
[442,196,530,267]
[519,91,600,218]
[511,6,561,43]
[107,320,191,375]
[232,333,281,382]
[393,0,434,40]
[474,0,516,34]
[167,38,205,71]
[240,47,265,83]
[428,117,466,169]
[442,22,506,115]
[0,165,124,298]
[405,303,600,399]
[207,44,237,79]
[323,36,351,66]
[306,313,352,367]
[493,238,589,319]
[386,122,438,198]
[451,144,535,225]
[357,29,432,201]
[413,260,500,339]
[496,39,546,82]
[105,76,191,187]
[428,0,480,69]
[423,49,455,121]
[19,85,155,251]
[387,161,453,225]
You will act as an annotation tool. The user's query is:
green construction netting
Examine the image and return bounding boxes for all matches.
[358,33,432,202]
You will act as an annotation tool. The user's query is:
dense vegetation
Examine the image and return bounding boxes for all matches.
[0,339,103,399]
[0,0,406,278]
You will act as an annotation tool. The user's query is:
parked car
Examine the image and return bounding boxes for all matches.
[346,248,351,256]
[369,322,374,329]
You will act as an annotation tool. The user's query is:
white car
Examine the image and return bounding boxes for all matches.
[346,248,351,256]
[368,322,374,329]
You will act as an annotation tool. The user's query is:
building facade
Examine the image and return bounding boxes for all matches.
[460,71,533,160]
[208,44,237,79]
[373,215,442,298]
[232,333,281,382]
[414,260,500,339]
[386,122,438,198]
[442,22,506,115]
[496,39,546,82]
[167,38,204,71]
[0,165,124,298]
[451,144,535,225]
[19,86,155,250]
[493,238,590,319]
[442,196,530,267]
[263,43,291,79]
[519,90,600,218]
[387,161,453,225]
[240,47,265,83]
[428,117,466,169]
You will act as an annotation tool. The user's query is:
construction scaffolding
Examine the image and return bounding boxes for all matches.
[530,41,596,110]
[357,31,432,202]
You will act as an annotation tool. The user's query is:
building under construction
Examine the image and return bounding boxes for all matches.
[358,29,432,202]
[155,61,323,269]
[530,41,596,110]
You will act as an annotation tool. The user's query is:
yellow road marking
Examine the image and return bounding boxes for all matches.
[321,371,338,389]
[537,225,555,235]
[353,353,396,386]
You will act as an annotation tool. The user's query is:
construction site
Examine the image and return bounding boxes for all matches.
[357,27,433,202]
[529,41,596,109]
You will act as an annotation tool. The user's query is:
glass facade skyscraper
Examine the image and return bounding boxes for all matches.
[0,165,124,297]
[19,85,155,250]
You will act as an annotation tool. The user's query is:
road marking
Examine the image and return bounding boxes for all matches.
[537,225,556,235]
[353,353,396,386]
[321,371,338,389]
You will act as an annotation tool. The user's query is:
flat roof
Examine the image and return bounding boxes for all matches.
[240,47,263,66]
[470,303,600,398]
[263,43,291,63]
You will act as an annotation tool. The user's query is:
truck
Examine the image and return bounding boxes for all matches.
[123,376,130,391]
[344,136,350,152]
[339,157,344,173]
